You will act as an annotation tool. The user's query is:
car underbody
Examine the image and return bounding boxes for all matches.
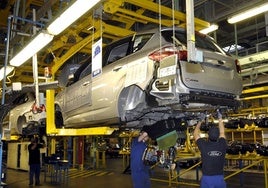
[120,86,238,129]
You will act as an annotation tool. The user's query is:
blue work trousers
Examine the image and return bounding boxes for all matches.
[201,175,226,188]
[29,164,41,185]
[131,170,151,188]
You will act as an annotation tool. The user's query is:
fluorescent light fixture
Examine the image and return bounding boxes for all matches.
[227,2,268,24]
[47,0,101,35]
[223,44,244,53]
[0,66,14,81]
[10,31,53,67]
[199,24,219,34]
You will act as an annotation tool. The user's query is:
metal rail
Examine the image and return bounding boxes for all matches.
[151,156,268,187]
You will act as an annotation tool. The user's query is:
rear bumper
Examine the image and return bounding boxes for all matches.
[179,91,240,108]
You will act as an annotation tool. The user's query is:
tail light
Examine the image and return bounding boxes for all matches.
[235,59,241,73]
[148,46,188,62]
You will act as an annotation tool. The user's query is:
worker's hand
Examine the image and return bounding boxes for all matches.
[217,109,222,119]
[139,132,149,142]
[198,113,206,122]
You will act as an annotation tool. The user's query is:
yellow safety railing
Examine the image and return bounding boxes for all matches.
[151,155,268,187]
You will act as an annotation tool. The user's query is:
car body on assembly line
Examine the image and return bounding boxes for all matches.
[4,92,46,136]
[55,27,242,129]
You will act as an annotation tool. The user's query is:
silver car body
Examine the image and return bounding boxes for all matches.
[55,27,242,128]
[7,92,46,135]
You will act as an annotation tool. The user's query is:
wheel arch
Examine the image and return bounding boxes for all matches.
[117,85,146,121]
[54,104,64,128]
[17,115,27,134]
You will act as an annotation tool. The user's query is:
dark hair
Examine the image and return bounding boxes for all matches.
[208,126,219,142]
[31,137,39,143]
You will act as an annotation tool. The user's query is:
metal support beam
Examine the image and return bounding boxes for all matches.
[242,86,268,94]
[240,94,268,100]
[0,15,12,185]
[49,127,117,136]
[73,137,77,168]
[46,89,57,135]
[239,50,268,66]
[186,0,196,62]
[234,24,238,57]
[265,12,268,37]
[1,16,11,104]
[117,0,209,29]
[240,107,268,113]
[50,137,56,155]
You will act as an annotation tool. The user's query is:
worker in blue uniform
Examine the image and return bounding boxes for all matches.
[194,110,227,188]
[130,130,151,188]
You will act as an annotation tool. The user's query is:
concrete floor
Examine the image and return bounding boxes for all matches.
[4,157,266,188]
[5,157,183,188]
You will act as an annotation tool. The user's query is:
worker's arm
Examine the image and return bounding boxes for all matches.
[193,121,202,141]
[218,118,225,139]
[217,109,225,139]
[30,143,37,150]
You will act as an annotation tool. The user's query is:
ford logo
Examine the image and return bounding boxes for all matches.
[208,151,222,157]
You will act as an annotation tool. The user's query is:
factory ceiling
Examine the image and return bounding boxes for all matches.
[0,0,267,94]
